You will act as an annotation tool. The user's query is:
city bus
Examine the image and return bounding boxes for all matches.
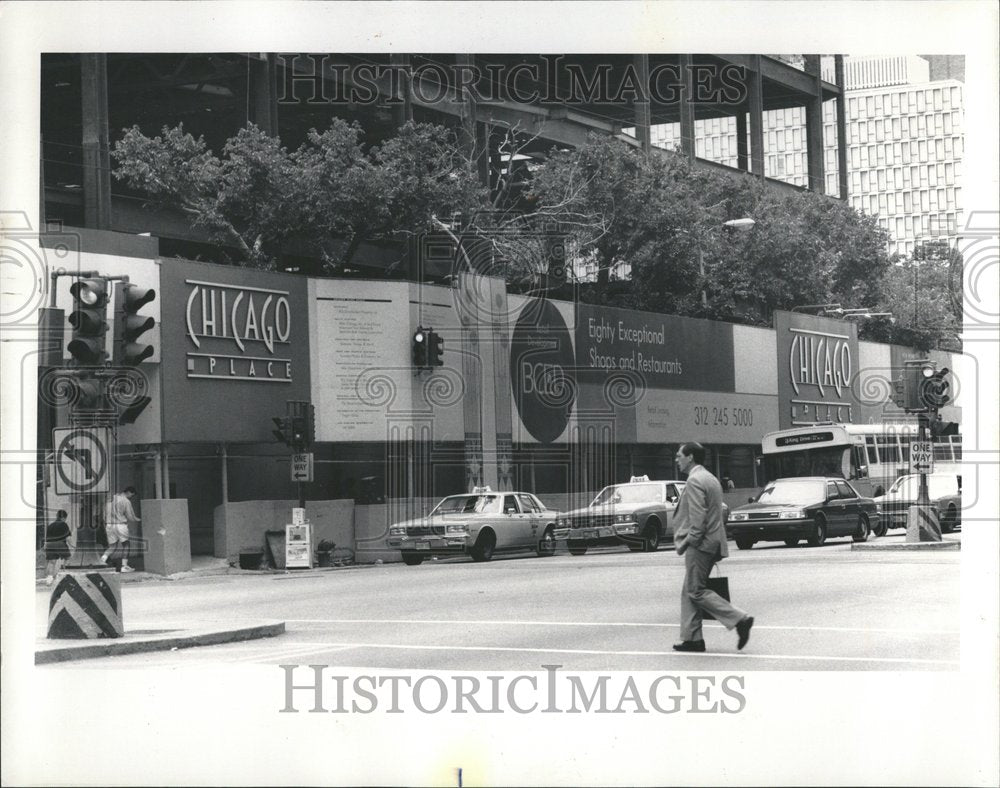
[759,423,961,498]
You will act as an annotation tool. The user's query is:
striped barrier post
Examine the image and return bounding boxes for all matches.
[47,572,124,639]
[905,504,942,543]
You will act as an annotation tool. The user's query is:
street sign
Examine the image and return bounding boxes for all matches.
[910,441,934,473]
[52,427,112,495]
[290,452,313,482]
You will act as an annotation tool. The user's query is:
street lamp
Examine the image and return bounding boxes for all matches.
[791,303,842,314]
[841,309,895,322]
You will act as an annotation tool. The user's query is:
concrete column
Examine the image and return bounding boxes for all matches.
[678,55,696,163]
[220,443,229,504]
[748,56,765,179]
[80,54,111,229]
[834,55,850,200]
[389,53,413,127]
[804,56,826,194]
[633,54,652,153]
[249,54,279,137]
[736,111,749,171]
[455,54,490,188]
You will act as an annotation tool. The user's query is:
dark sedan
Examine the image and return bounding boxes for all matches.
[726,477,879,549]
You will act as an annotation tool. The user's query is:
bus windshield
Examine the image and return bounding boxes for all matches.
[762,446,848,481]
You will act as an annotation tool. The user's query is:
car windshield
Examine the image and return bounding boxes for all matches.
[591,483,664,506]
[430,495,500,515]
[755,479,825,505]
[887,475,958,499]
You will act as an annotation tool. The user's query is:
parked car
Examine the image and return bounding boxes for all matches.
[873,473,961,536]
[726,477,878,549]
[387,488,559,565]
[553,476,688,555]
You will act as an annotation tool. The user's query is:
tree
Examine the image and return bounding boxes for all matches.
[859,241,963,351]
[113,120,483,271]
[113,124,302,269]
[526,134,894,326]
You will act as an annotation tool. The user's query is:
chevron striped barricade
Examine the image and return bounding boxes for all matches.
[47,572,124,639]
[906,504,942,543]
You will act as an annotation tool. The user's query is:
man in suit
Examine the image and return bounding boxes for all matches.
[672,442,754,652]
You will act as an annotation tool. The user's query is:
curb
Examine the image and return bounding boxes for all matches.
[35,620,286,664]
[852,540,960,552]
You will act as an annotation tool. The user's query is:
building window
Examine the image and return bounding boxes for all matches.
[904,192,912,212]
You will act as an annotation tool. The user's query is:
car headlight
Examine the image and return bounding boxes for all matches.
[615,514,632,523]
[729,512,749,522]
[389,525,407,536]
[778,510,808,519]
[445,523,469,535]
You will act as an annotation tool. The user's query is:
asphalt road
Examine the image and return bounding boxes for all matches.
[47,532,961,672]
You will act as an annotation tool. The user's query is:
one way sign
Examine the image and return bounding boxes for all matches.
[909,441,934,473]
[291,453,314,483]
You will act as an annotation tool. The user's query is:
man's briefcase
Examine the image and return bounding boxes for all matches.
[702,574,730,621]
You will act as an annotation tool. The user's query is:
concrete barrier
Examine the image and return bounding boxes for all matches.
[47,572,124,639]
[140,498,192,575]
[213,499,354,565]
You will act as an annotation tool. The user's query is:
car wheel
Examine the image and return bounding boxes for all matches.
[852,513,871,543]
[735,536,755,550]
[536,526,556,557]
[401,553,425,566]
[872,517,888,538]
[783,538,799,547]
[807,515,827,547]
[941,505,957,534]
[641,519,661,552]
[568,540,588,556]
[470,530,496,562]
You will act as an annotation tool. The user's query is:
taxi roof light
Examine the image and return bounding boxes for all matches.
[472,485,493,493]
[629,475,650,483]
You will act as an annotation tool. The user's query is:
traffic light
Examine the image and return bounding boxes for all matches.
[891,370,907,409]
[902,359,935,412]
[412,326,429,368]
[303,403,316,447]
[68,277,110,365]
[290,416,307,450]
[921,366,951,410]
[428,329,444,367]
[272,416,292,445]
[74,376,106,412]
[113,282,157,366]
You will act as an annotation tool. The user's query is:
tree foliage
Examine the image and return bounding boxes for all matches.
[529,133,900,331]
[113,120,483,270]
[860,241,963,351]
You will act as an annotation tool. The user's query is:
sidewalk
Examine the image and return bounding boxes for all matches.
[35,553,368,586]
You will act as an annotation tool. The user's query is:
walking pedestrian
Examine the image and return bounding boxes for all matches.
[100,486,140,573]
[45,509,72,585]
[672,442,754,652]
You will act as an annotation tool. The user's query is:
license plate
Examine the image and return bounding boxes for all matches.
[415,543,430,550]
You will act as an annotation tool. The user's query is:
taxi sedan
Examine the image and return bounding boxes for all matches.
[387,489,559,565]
